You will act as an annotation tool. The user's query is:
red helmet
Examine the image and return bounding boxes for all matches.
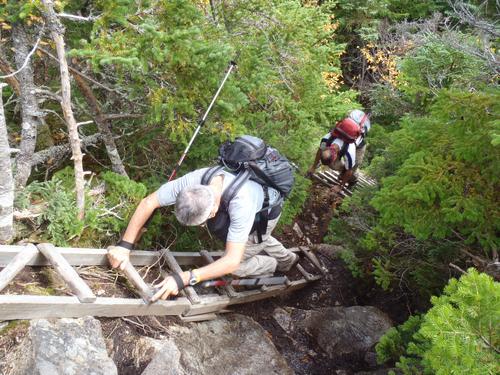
[331,118,361,143]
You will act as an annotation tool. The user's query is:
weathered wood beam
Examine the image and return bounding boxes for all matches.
[37,243,96,303]
[0,245,223,267]
[121,262,154,303]
[184,279,311,317]
[161,249,201,304]
[0,244,38,291]
[0,295,190,320]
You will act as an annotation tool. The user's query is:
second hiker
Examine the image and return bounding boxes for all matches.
[308,109,370,192]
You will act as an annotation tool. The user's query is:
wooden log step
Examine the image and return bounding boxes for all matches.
[299,246,326,275]
[37,243,96,303]
[0,244,38,292]
[0,295,190,320]
[160,249,201,304]
[121,262,154,303]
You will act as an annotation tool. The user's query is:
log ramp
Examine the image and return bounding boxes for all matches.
[312,169,377,196]
[0,244,324,322]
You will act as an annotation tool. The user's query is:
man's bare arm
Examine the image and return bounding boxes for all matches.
[107,192,161,269]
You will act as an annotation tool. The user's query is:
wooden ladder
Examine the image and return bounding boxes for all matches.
[0,244,325,322]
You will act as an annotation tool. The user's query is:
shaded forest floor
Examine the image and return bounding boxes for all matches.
[233,181,417,374]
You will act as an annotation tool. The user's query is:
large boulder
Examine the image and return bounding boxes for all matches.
[8,317,117,375]
[141,314,293,375]
[299,306,393,362]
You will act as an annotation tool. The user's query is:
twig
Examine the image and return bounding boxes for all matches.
[449,262,467,274]
[58,13,100,22]
[0,32,43,79]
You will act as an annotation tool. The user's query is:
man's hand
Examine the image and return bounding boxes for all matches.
[151,276,181,302]
[107,246,131,271]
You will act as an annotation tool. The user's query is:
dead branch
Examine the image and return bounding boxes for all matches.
[41,0,86,220]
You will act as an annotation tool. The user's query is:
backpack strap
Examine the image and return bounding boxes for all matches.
[219,169,251,210]
[254,186,270,243]
[201,166,224,186]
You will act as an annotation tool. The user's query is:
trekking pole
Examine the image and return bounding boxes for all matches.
[132,59,237,244]
[201,276,289,288]
[168,59,237,181]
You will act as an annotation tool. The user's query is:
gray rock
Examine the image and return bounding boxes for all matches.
[9,317,117,375]
[300,306,393,361]
[272,307,294,333]
[141,314,293,375]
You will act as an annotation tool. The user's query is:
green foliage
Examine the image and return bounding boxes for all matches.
[376,315,423,364]
[371,89,500,250]
[397,34,490,105]
[378,269,500,375]
[16,169,150,247]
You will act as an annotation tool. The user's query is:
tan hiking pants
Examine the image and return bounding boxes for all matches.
[232,215,296,278]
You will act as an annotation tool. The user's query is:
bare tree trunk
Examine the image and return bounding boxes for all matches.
[11,24,44,189]
[72,72,128,177]
[41,0,85,220]
[0,83,14,243]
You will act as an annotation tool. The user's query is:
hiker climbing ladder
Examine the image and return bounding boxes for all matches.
[0,243,325,321]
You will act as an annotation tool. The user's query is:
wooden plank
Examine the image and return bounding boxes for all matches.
[227,279,311,306]
[0,246,223,267]
[121,262,154,303]
[0,295,190,320]
[160,249,201,304]
[37,243,96,303]
[312,174,349,198]
[299,246,326,275]
[183,295,230,316]
[200,250,238,298]
[0,244,38,292]
[179,313,218,322]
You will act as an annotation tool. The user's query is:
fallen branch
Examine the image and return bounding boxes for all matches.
[31,132,102,167]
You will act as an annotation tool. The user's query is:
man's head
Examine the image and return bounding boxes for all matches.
[175,185,216,226]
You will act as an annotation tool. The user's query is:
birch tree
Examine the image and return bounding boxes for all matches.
[40,0,86,219]
[11,24,45,189]
[0,83,14,243]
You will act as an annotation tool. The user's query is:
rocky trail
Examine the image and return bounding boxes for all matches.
[0,181,413,375]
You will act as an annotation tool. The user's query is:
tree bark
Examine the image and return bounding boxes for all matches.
[72,72,128,177]
[11,24,45,189]
[41,0,85,220]
[31,132,102,168]
[0,83,14,243]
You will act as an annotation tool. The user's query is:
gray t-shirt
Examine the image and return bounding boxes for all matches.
[156,168,281,243]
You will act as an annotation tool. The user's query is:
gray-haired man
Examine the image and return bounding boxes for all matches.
[107,167,298,302]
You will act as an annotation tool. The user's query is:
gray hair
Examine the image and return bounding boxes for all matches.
[175,185,215,226]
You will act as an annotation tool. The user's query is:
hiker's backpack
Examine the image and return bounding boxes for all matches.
[348,109,371,134]
[201,135,295,243]
[331,118,361,144]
